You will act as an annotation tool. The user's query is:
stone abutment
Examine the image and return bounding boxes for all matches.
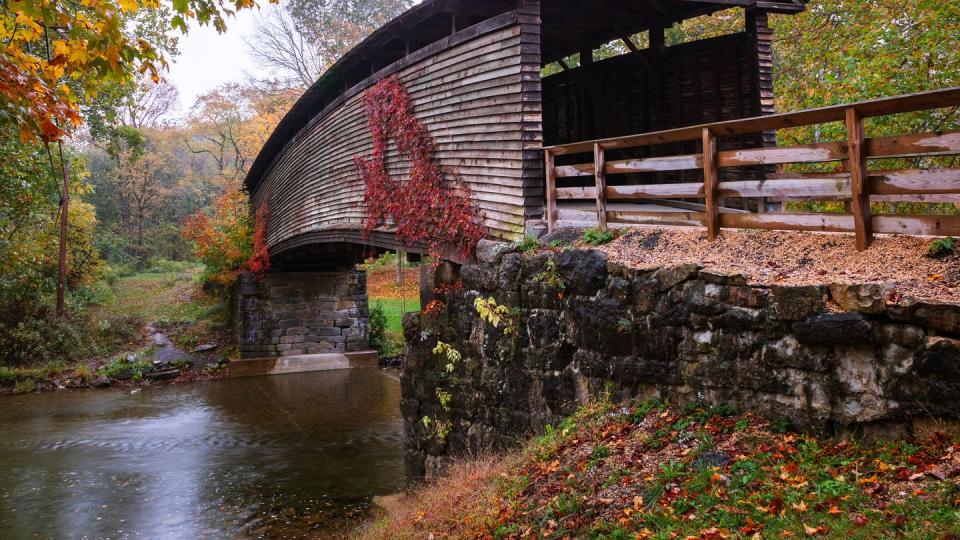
[235,271,369,358]
[401,245,960,479]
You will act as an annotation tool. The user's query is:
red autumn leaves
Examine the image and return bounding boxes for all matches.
[354,75,485,259]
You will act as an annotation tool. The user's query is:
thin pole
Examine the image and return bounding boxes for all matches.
[397,251,405,316]
[56,157,70,318]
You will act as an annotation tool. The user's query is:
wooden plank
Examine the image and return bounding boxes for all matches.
[609,211,706,227]
[594,143,608,231]
[718,178,852,198]
[873,215,960,236]
[720,213,854,233]
[544,149,557,230]
[607,183,704,199]
[867,131,960,159]
[555,186,597,199]
[555,163,594,177]
[872,194,960,203]
[870,168,960,195]
[555,206,601,222]
[606,154,703,174]
[652,200,751,214]
[716,142,847,167]
[845,107,872,250]
[702,128,720,241]
[545,87,960,156]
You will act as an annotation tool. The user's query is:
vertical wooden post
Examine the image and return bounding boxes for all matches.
[845,107,872,250]
[702,128,720,241]
[544,149,556,231]
[593,143,608,231]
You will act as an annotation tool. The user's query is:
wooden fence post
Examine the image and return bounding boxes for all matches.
[593,143,608,231]
[544,149,556,231]
[702,127,720,241]
[845,107,873,250]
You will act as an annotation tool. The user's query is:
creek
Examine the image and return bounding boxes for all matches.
[0,369,404,538]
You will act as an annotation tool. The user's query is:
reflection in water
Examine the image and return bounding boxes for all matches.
[0,369,404,538]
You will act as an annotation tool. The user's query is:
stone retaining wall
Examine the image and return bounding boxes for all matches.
[236,271,369,358]
[401,245,960,478]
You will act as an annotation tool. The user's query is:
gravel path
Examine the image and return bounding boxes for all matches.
[596,227,960,302]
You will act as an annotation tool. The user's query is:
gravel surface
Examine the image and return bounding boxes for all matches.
[595,227,960,302]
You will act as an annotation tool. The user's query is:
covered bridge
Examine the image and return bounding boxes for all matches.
[238,0,807,359]
[245,0,807,268]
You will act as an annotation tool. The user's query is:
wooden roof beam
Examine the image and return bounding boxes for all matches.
[677,0,806,13]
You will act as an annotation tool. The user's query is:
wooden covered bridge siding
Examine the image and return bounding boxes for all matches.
[252,10,543,253]
[246,0,807,261]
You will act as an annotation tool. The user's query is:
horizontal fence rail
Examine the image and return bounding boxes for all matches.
[542,87,960,250]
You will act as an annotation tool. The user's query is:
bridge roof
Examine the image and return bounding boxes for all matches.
[244,0,806,194]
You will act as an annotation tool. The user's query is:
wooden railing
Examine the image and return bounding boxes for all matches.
[542,87,960,250]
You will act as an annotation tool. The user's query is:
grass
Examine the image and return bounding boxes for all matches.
[362,400,960,539]
[357,455,520,540]
[1,261,229,391]
[97,262,211,324]
[373,297,421,335]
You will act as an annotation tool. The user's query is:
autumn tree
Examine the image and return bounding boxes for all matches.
[186,81,297,184]
[0,0,271,143]
[772,1,960,143]
[111,148,169,268]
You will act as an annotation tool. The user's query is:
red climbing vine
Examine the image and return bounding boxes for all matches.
[248,198,271,281]
[354,75,485,258]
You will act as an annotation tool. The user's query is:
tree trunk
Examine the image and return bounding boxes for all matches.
[56,159,70,318]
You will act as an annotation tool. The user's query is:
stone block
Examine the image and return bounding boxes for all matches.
[771,285,826,321]
[699,270,748,286]
[656,264,702,291]
[555,249,608,294]
[828,283,892,314]
[476,239,513,264]
[793,313,873,346]
[914,301,960,335]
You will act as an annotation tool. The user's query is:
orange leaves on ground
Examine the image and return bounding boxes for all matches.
[367,268,419,299]
[802,523,829,536]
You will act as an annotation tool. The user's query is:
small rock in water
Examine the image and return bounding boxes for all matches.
[191,344,218,354]
[91,376,111,389]
[144,368,180,381]
[130,388,141,395]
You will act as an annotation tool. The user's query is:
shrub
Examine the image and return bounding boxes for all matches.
[362,251,398,272]
[73,365,91,383]
[583,228,615,246]
[181,190,254,289]
[0,367,17,386]
[13,378,36,394]
[927,237,957,259]
[98,355,152,381]
[369,301,388,355]
[517,235,539,253]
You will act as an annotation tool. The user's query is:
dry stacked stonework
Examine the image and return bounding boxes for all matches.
[401,244,960,479]
[235,271,369,358]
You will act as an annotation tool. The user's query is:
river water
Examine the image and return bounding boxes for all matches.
[0,369,405,539]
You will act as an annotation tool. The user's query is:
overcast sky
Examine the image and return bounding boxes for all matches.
[165,1,423,116]
[165,4,277,116]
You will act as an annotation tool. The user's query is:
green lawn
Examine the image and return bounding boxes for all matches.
[97,263,220,325]
[370,297,420,335]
